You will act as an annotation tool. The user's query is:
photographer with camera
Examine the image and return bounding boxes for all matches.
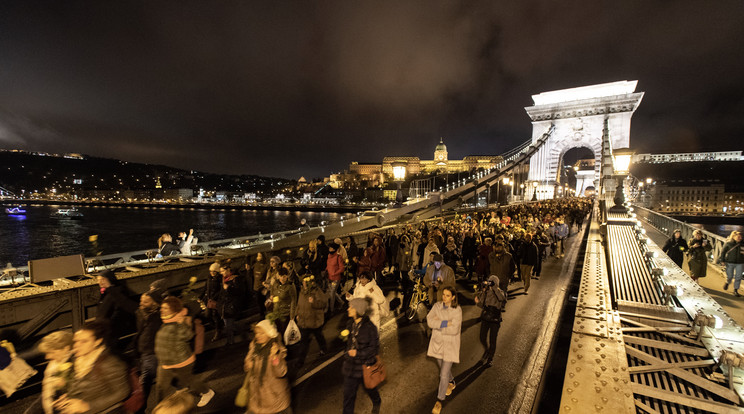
[474,275,507,368]
[424,254,456,305]
[687,229,712,282]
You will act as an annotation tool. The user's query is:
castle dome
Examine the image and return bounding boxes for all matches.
[435,138,447,152]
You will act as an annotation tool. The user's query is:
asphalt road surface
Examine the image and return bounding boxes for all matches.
[3,229,585,414]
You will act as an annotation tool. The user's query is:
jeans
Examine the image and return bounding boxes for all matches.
[343,375,381,414]
[725,263,744,290]
[436,359,454,401]
[155,363,209,403]
[328,281,344,313]
[139,353,159,411]
[479,320,501,360]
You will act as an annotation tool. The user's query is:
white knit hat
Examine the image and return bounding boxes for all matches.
[255,319,279,338]
[209,262,220,272]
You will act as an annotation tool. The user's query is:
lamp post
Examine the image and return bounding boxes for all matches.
[520,183,525,201]
[610,148,634,212]
[501,177,510,205]
[531,181,538,201]
[392,162,406,206]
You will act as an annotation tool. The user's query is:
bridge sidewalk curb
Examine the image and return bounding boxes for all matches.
[508,224,588,414]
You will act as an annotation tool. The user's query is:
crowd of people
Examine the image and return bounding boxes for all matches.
[16,198,591,414]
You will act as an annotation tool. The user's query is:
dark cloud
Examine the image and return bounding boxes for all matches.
[0,1,743,179]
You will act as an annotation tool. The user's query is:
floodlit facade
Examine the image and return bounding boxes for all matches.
[634,151,743,163]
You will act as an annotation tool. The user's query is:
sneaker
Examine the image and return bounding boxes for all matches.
[446,381,456,396]
[736,290,741,297]
[724,282,730,291]
[197,389,215,407]
[432,401,442,414]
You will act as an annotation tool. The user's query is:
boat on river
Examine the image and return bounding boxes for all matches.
[51,208,84,219]
[4,206,26,215]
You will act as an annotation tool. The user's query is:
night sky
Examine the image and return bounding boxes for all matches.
[1,1,743,179]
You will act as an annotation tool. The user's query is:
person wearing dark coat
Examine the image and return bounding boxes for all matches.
[95,270,137,349]
[532,230,551,278]
[217,264,245,345]
[134,291,163,411]
[662,230,688,268]
[342,298,381,414]
[687,230,712,281]
[518,234,539,294]
[368,237,387,285]
[475,276,506,368]
[157,234,181,257]
[488,242,517,297]
[461,230,478,279]
[296,277,329,364]
[201,262,223,340]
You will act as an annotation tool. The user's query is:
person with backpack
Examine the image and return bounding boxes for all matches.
[154,297,214,408]
[474,275,506,368]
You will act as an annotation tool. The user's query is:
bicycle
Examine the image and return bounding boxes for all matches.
[405,273,431,321]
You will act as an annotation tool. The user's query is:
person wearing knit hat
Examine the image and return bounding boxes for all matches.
[348,297,369,317]
[208,262,220,272]
[242,320,290,413]
[334,237,348,262]
[201,262,223,342]
[342,297,381,414]
[136,289,163,406]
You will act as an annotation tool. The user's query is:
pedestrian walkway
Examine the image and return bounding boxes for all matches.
[643,223,744,326]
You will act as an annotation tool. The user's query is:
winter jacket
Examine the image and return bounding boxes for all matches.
[296,285,328,329]
[134,307,162,356]
[423,264,456,302]
[201,274,222,304]
[218,276,245,318]
[687,236,712,278]
[326,252,345,282]
[243,340,290,414]
[342,317,379,379]
[252,261,268,292]
[442,245,460,270]
[555,223,569,239]
[518,241,539,267]
[476,276,506,323]
[720,240,744,264]
[154,319,194,366]
[662,237,688,267]
[368,246,387,272]
[270,281,297,321]
[426,302,462,363]
[488,251,517,281]
[350,279,386,329]
[302,250,325,277]
[67,350,130,414]
[475,244,492,276]
[158,242,181,256]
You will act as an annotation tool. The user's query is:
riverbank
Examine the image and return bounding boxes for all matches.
[1,198,374,213]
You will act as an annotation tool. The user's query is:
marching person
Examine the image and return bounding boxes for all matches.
[296,275,329,362]
[202,262,223,341]
[270,267,298,337]
[347,271,386,330]
[342,298,382,414]
[134,290,163,410]
[53,320,130,414]
[719,231,744,297]
[518,234,539,294]
[687,229,712,282]
[423,254,456,305]
[426,286,461,414]
[154,297,214,407]
[474,276,506,367]
[662,229,688,268]
[488,241,516,299]
[242,320,292,414]
[24,331,73,414]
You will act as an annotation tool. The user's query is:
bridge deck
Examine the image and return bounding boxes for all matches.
[562,209,744,413]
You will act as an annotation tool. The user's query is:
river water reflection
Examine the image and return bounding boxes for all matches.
[0,205,344,267]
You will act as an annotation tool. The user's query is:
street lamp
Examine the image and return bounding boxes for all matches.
[531,181,538,201]
[611,148,634,212]
[392,162,406,206]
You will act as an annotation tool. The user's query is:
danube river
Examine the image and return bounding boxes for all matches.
[0,205,345,267]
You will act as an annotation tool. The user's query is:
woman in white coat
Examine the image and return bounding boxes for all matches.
[426,286,461,414]
[347,271,387,330]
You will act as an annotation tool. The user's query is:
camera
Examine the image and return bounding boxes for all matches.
[482,280,495,287]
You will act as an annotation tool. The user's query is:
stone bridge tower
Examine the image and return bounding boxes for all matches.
[524,80,644,200]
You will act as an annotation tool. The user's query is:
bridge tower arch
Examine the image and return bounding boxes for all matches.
[524,81,644,200]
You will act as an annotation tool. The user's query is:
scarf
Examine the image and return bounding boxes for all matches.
[74,346,104,379]
[252,338,276,388]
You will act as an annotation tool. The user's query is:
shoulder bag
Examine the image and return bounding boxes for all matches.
[363,356,387,389]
